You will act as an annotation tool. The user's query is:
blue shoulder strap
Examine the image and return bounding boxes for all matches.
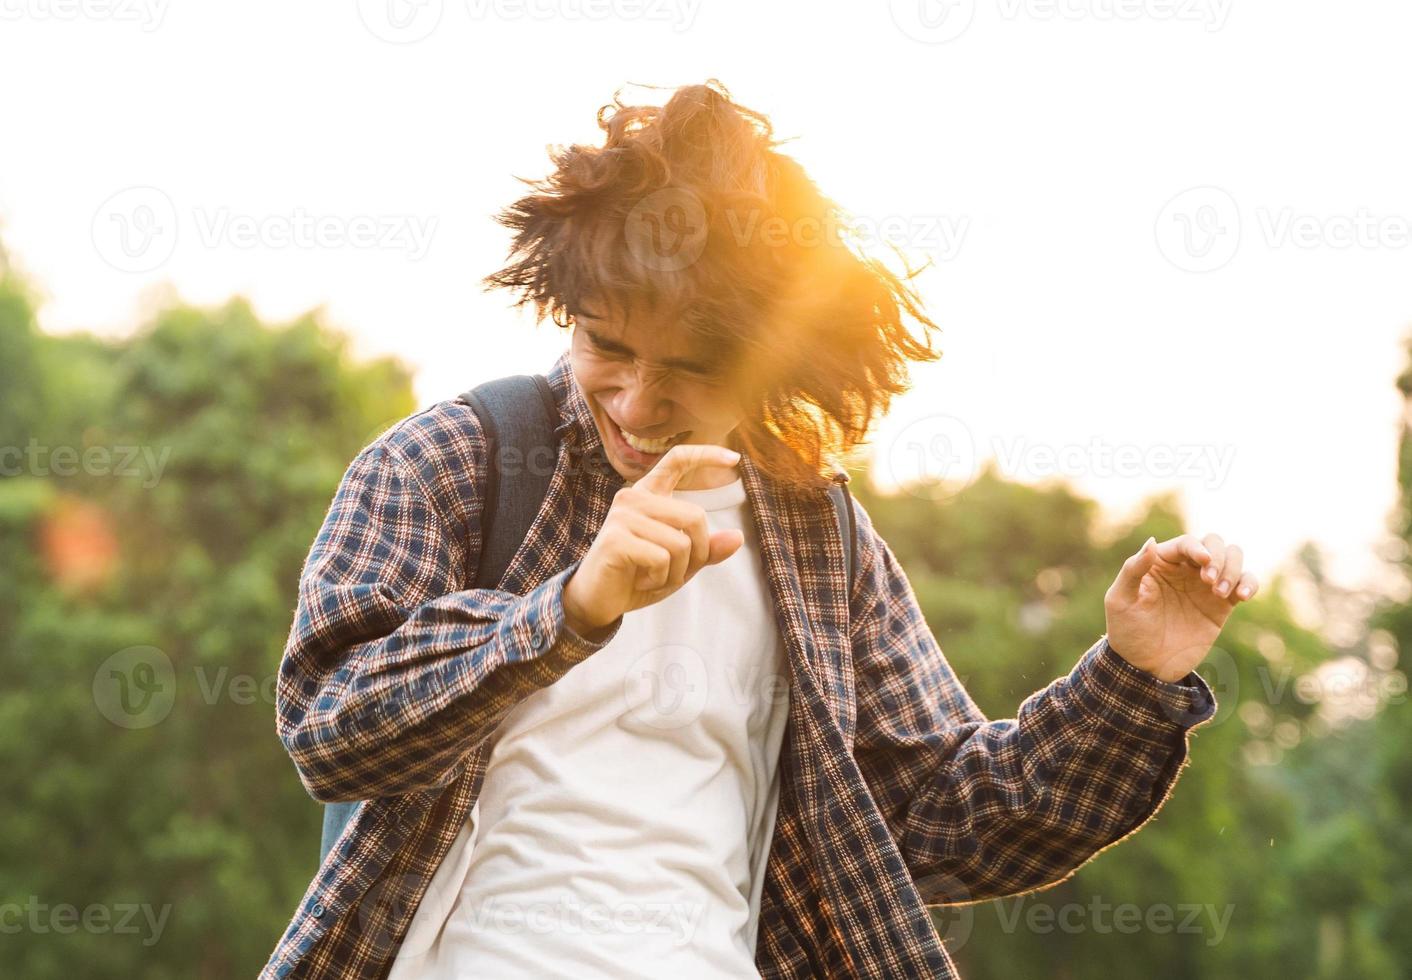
[828,474,857,596]
[317,375,559,866]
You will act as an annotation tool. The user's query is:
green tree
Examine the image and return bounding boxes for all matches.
[0,257,415,977]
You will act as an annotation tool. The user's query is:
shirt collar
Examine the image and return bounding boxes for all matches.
[545,348,605,460]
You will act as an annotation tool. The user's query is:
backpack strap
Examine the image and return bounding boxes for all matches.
[455,374,561,589]
[827,472,858,599]
[318,374,560,867]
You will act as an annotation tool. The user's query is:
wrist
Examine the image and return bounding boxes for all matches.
[1106,636,1192,685]
[562,572,611,641]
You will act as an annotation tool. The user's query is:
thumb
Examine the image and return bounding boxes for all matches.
[706,528,744,565]
[1114,536,1157,603]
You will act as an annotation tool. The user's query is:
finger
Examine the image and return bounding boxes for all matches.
[1113,536,1158,604]
[620,535,673,592]
[703,528,744,567]
[1233,571,1259,602]
[628,494,710,571]
[1198,532,1227,583]
[626,512,693,589]
[1155,533,1214,571]
[1211,544,1243,598]
[635,443,741,496]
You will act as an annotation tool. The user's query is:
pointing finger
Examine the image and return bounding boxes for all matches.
[636,443,741,496]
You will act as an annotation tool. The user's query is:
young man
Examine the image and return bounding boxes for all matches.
[262,82,1258,978]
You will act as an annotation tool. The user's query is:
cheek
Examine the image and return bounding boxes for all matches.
[684,391,744,431]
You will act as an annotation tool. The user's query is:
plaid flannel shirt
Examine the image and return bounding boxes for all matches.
[261,350,1216,979]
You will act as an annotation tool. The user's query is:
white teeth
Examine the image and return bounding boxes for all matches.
[620,427,684,454]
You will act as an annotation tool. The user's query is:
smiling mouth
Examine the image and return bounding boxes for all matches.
[614,424,691,456]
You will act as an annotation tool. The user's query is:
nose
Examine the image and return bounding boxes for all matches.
[611,367,674,432]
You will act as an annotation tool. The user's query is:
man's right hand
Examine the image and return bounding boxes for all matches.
[561,444,746,637]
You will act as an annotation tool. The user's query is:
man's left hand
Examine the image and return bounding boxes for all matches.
[1105,532,1260,684]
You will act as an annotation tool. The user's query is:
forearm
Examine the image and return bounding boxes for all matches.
[858,635,1214,903]
[277,557,621,802]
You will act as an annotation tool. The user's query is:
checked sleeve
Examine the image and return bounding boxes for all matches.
[848,498,1216,904]
[275,409,621,804]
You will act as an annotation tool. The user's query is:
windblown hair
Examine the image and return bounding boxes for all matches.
[482,79,942,490]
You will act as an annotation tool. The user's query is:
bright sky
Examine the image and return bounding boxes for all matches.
[1,0,1407,602]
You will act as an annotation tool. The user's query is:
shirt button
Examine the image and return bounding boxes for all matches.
[311,903,326,919]
[530,630,545,650]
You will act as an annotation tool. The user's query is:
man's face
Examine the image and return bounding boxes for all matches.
[568,300,745,488]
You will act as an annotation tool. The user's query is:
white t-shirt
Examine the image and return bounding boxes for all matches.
[386,476,792,979]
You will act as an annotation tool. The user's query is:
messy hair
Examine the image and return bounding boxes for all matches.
[482,78,942,490]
